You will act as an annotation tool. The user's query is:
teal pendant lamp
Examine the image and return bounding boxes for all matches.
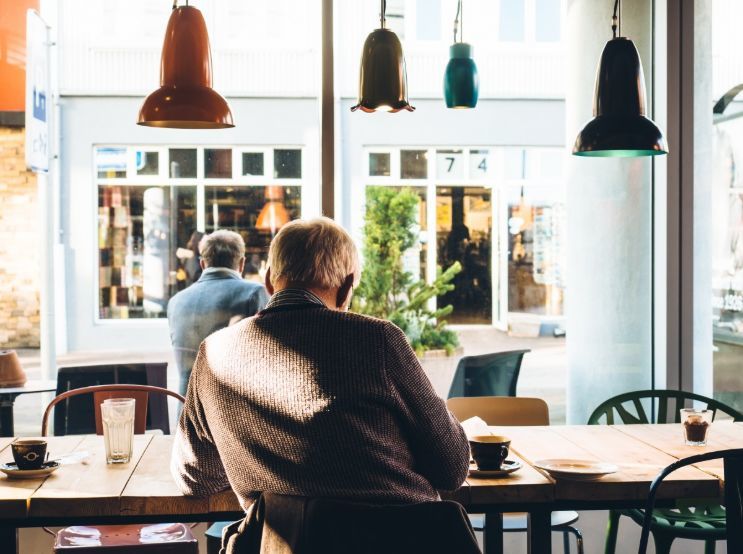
[573,0,667,157]
[444,0,479,109]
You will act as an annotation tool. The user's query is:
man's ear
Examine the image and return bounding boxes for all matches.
[336,274,355,310]
[265,268,274,295]
[238,257,246,275]
[199,258,207,270]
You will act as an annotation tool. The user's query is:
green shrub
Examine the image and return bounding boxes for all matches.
[352,186,461,355]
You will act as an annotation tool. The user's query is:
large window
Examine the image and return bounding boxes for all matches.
[95,146,304,320]
[361,147,565,327]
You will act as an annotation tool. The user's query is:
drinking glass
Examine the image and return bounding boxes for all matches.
[101,398,135,463]
[680,408,713,446]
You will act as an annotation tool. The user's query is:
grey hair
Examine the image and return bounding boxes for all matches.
[268,217,360,289]
[199,230,245,270]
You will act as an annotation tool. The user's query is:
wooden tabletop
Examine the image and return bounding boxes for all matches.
[0,422,741,522]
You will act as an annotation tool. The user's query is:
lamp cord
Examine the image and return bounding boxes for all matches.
[612,0,620,38]
[453,0,463,43]
[380,0,386,28]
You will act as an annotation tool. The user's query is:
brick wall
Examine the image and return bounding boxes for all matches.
[0,126,40,348]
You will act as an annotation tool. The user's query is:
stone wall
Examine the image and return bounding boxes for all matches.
[0,126,40,348]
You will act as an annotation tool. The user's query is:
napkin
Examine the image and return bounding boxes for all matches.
[460,416,490,439]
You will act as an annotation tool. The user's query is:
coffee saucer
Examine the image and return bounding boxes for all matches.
[468,459,522,478]
[0,461,60,479]
[533,459,618,481]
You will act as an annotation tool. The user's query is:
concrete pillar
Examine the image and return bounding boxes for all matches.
[565,0,654,423]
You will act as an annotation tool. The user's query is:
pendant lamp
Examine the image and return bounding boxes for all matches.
[444,0,478,109]
[573,0,666,157]
[138,1,234,129]
[351,0,414,113]
[256,186,291,235]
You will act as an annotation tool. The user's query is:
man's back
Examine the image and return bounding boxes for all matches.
[172,302,470,507]
[167,268,269,391]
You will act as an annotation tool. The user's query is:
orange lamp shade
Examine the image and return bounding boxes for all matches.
[138,5,234,129]
[256,187,291,234]
[0,350,27,388]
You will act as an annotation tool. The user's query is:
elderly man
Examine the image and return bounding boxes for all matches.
[171,217,469,509]
[167,229,269,396]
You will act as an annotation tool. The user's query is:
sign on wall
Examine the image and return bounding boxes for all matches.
[25,10,50,173]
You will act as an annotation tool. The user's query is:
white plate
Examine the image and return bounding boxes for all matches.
[0,461,60,479]
[533,459,618,481]
[468,459,522,478]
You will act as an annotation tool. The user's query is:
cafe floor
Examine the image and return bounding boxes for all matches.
[10,332,724,552]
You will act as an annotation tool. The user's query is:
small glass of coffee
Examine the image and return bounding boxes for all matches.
[680,409,712,446]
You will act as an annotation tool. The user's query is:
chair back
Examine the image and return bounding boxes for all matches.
[447,396,549,426]
[54,363,169,435]
[638,448,743,554]
[588,389,743,425]
[41,384,185,437]
[447,349,529,399]
[229,493,481,554]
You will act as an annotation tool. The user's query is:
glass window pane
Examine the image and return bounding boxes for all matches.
[169,148,197,178]
[369,153,391,176]
[205,186,301,281]
[535,0,561,42]
[98,185,197,319]
[504,148,526,180]
[499,0,525,42]
[136,151,159,176]
[401,150,428,179]
[436,149,464,179]
[274,149,302,178]
[436,186,492,324]
[469,149,490,179]
[242,152,265,176]
[386,0,405,38]
[96,147,127,178]
[416,0,441,41]
[205,148,233,179]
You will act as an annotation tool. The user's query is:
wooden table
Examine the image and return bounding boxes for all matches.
[0,423,740,554]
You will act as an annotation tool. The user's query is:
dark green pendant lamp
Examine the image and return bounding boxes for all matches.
[573,0,667,157]
[444,0,478,109]
[351,0,414,113]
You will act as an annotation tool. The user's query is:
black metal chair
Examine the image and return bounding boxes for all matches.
[447,350,529,398]
[638,449,743,554]
[54,363,171,435]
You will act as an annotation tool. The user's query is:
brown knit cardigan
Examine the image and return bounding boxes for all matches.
[171,302,470,510]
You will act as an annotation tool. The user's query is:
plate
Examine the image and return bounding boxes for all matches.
[0,461,60,479]
[533,458,618,481]
[468,459,522,478]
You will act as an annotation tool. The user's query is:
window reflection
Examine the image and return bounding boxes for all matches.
[98,185,197,319]
[205,186,301,281]
[436,186,492,324]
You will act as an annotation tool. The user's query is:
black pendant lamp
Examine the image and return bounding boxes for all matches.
[351,0,414,113]
[573,0,667,157]
[138,0,234,129]
[444,0,479,109]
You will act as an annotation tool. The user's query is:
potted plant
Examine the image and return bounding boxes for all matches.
[352,186,463,396]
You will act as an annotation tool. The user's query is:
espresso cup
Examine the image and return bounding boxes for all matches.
[11,439,47,470]
[469,435,511,470]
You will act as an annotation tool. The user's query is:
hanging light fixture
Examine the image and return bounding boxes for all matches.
[351,0,414,113]
[444,0,478,109]
[138,1,234,129]
[256,187,291,235]
[573,0,667,157]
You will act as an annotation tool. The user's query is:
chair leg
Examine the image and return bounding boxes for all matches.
[565,526,583,554]
[563,529,571,554]
[604,510,621,554]
[652,531,674,554]
[704,539,716,554]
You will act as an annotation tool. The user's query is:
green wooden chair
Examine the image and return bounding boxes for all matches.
[587,389,743,554]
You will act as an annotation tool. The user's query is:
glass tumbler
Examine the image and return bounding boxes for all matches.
[680,408,713,446]
[101,398,136,463]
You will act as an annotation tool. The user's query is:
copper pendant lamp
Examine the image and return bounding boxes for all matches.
[138,1,234,129]
[351,0,414,113]
[573,0,666,157]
